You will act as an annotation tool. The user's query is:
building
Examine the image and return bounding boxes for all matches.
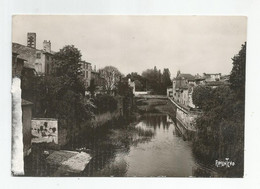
[220,75,230,82]
[90,69,106,95]
[203,73,221,82]
[128,78,136,94]
[167,86,173,97]
[12,33,55,75]
[172,71,196,108]
[80,61,92,88]
[12,52,27,77]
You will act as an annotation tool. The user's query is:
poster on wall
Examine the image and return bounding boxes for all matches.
[31,118,58,144]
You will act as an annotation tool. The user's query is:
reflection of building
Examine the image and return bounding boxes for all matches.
[12,32,55,75]
[80,61,92,88]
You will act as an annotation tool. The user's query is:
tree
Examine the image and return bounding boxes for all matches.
[88,79,97,97]
[134,80,144,91]
[192,42,246,177]
[162,68,172,87]
[126,72,146,91]
[52,45,86,95]
[99,66,123,94]
[229,42,246,100]
[116,79,134,116]
[192,85,212,109]
[32,45,94,129]
[141,67,172,95]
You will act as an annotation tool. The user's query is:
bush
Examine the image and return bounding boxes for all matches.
[94,94,118,114]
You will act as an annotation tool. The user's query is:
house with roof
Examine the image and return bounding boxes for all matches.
[12,33,55,75]
[172,71,196,108]
[203,73,221,82]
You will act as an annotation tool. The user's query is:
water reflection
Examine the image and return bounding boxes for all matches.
[25,114,217,177]
[78,114,208,177]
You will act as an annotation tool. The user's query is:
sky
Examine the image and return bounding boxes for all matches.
[12,15,247,77]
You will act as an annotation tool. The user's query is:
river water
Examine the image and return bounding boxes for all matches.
[81,113,214,177]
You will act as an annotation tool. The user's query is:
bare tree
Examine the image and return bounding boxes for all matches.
[99,66,123,94]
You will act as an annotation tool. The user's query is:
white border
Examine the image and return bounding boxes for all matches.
[1,0,260,188]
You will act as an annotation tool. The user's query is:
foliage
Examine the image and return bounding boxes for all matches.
[162,68,172,87]
[141,66,172,95]
[116,79,134,116]
[52,45,86,95]
[134,80,144,91]
[229,42,246,100]
[99,66,123,94]
[22,45,95,129]
[126,72,147,91]
[88,79,97,97]
[192,85,212,109]
[193,43,246,177]
[93,94,118,114]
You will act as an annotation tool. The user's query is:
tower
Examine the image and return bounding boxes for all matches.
[43,40,51,53]
[27,33,36,48]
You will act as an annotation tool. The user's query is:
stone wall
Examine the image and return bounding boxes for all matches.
[22,101,33,157]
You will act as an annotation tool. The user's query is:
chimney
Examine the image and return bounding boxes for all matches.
[27,33,36,48]
[43,40,51,53]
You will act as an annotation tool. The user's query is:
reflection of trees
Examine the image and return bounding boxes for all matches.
[142,114,170,130]
[78,120,156,176]
[26,114,172,176]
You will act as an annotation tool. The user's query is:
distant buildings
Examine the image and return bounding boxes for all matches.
[203,73,221,82]
[172,72,196,108]
[172,71,229,109]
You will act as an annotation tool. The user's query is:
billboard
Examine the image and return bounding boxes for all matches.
[31,118,58,144]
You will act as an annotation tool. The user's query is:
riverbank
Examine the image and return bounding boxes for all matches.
[136,98,176,115]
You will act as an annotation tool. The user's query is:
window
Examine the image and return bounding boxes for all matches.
[46,55,49,61]
[36,53,41,59]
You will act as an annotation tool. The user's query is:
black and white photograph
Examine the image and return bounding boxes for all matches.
[11,15,246,177]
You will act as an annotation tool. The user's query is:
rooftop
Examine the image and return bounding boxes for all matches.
[176,73,195,81]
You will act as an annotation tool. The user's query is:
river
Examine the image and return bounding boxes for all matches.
[79,113,215,177]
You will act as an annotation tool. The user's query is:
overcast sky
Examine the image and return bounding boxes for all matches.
[12,15,247,77]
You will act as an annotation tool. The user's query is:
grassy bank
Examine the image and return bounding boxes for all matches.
[136,98,176,115]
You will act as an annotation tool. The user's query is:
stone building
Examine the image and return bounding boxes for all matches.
[80,61,92,88]
[12,33,55,75]
[172,71,196,108]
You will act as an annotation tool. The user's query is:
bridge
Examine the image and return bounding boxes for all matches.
[134,94,168,99]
